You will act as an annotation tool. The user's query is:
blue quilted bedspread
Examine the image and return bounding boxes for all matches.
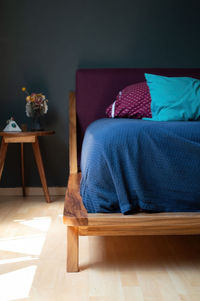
[80,118,200,214]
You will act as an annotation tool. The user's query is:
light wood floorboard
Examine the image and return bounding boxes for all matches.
[0,196,200,300]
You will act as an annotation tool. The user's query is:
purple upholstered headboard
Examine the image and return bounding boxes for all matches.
[76,68,200,163]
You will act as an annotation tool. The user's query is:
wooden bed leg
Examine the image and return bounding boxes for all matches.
[67,226,79,272]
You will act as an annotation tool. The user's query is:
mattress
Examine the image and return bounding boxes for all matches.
[80,118,200,214]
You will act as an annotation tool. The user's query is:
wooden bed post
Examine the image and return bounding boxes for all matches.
[66,92,79,272]
[67,226,79,272]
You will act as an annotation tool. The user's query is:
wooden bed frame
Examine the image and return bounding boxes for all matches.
[63,91,200,273]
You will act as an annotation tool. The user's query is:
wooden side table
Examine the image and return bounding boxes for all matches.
[0,131,55,203]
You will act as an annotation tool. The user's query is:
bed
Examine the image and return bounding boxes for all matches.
[63,68,200,272]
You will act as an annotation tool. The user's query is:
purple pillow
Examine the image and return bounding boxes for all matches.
[106,81,152,119]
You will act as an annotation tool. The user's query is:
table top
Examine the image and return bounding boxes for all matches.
[0,130,55,137]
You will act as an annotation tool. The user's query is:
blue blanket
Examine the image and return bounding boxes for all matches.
[80,118,200,214]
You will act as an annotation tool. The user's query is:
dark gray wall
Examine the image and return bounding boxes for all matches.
[1,0,200,187]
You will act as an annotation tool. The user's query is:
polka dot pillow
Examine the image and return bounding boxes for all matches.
[106,82,152,119]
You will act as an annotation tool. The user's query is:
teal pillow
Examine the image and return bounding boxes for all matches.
[144,73,200,121]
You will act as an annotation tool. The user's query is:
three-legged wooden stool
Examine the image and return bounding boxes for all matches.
[0,131,55,202]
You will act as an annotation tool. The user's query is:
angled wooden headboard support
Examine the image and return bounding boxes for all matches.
[69,91,78,174]
[63,69,200,273]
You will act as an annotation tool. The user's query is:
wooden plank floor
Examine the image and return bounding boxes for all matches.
[0,196,200,301]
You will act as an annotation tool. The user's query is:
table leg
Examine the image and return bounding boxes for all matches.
[32,137,51,203]
[21,143,26,196]
[0,138,8,181]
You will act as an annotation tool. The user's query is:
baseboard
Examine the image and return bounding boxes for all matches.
[0,187,66,196]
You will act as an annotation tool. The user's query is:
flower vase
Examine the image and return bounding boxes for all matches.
[31,115,44,131]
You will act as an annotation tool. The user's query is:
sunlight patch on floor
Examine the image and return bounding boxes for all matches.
[0,217,52,257]
[0,256,38,265]
[16,216,52,232]
[0,234,46,256]
[0,216,53,300]
[0,265,37,301]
